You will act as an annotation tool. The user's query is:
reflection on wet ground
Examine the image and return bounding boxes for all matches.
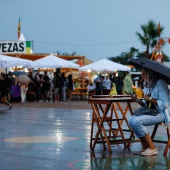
[0,105,169,170]
[72,156,170,170]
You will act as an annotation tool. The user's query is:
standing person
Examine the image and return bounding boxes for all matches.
[11,78,21,103]
[122,72,133,95]
[109,82,117,95]
[20,83,28,102]
[41,71,50,102]
[53,72,61,102]
[34,72,41,101]
[94,75,102,95]
[128,67,170,156]
[60,72,67,101]
[4,73,13,102]
[28,71,34,82]
[116,77,123,94]
[0,73,12,110]
[102,75,111,95]
[67,74,73,101]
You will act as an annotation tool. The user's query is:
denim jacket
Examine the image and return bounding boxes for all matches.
[142,79,170,124]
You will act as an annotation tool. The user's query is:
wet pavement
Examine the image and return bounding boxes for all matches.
[0,102,170,170]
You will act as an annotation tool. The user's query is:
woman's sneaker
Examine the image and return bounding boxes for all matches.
[141,148,158,156]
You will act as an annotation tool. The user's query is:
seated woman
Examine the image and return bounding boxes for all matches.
[128,67,170,156]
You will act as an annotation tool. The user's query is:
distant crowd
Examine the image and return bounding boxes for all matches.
[0,71,74,103]
[86,72,135,96]
[0,71,143,105]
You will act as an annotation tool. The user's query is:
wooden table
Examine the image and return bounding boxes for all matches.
[71,88,88,100]
[88,97,139,152]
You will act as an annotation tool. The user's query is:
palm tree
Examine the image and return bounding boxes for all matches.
[136,20,164,58]
[109,47,139,65]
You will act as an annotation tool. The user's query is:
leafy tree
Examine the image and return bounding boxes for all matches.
[136,20,164,58]
[109,20,169,64]
[109,47,139,65]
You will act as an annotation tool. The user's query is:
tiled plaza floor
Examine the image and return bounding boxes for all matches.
[0,101,169,170]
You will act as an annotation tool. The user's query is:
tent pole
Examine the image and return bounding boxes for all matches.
[50,69,53,102]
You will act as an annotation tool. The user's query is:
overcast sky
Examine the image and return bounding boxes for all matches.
[1,0,170,61]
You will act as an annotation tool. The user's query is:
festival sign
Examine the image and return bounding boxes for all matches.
[0,41,31,54]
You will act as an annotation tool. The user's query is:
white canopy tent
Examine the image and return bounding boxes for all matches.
[0,54,32,68]
[29,54,79,69]
[27,54,79,102]
[79,59,131,72]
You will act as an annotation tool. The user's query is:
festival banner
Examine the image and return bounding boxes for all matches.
[0,41,31,54]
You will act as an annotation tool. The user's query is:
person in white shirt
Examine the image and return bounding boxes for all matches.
[20,83,28,102]
[87,82,96,93]
[102,75,111,95]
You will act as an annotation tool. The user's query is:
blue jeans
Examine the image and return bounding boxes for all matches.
[128,113,165,138]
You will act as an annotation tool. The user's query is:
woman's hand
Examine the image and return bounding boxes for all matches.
[131,94,145,107]
[143,95,150,101]
[131,94,138,102]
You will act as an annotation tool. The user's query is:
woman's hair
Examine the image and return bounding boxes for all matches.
[143,67,157,88]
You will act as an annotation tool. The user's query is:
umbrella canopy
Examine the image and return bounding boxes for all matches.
[12,71,27,76]
[28,54,79,69]
[129,58,170,84]
[18,75,31,84]
[79,59,131,72]
[0,54,32,68]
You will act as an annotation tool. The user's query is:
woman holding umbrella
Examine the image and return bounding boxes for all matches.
[128,67,170,156]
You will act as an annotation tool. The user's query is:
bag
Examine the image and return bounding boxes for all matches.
[134,107,159,116]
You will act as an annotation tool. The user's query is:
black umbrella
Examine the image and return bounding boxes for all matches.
[129,58,170,84]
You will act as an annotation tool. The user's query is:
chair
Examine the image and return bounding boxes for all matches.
[151,123,170,156]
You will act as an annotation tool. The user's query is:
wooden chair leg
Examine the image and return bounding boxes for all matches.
[151,124,158,140]
[163,127,170,156]
[151,124,170,156]
[90,112,94,148]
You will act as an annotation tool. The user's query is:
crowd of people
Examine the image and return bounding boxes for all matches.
[0,71,75,104]
[0,70,139,104]
[86,71,135,96]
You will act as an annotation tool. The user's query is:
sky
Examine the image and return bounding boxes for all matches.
[1,0,170,62]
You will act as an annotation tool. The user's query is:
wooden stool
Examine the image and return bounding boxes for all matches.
[151,123,170,156]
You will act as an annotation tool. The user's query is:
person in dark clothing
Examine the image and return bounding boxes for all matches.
[53,72,61,102]
[33,72,44,101]
[27,81,36,102]
[94,75,102,95]
[67,74,73,101]
[60,72,67,101]
[28,72,34,82]
[4,73,13,102]
[41,71,50,102]
[116,77,123,94]
[0,73,12,110]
